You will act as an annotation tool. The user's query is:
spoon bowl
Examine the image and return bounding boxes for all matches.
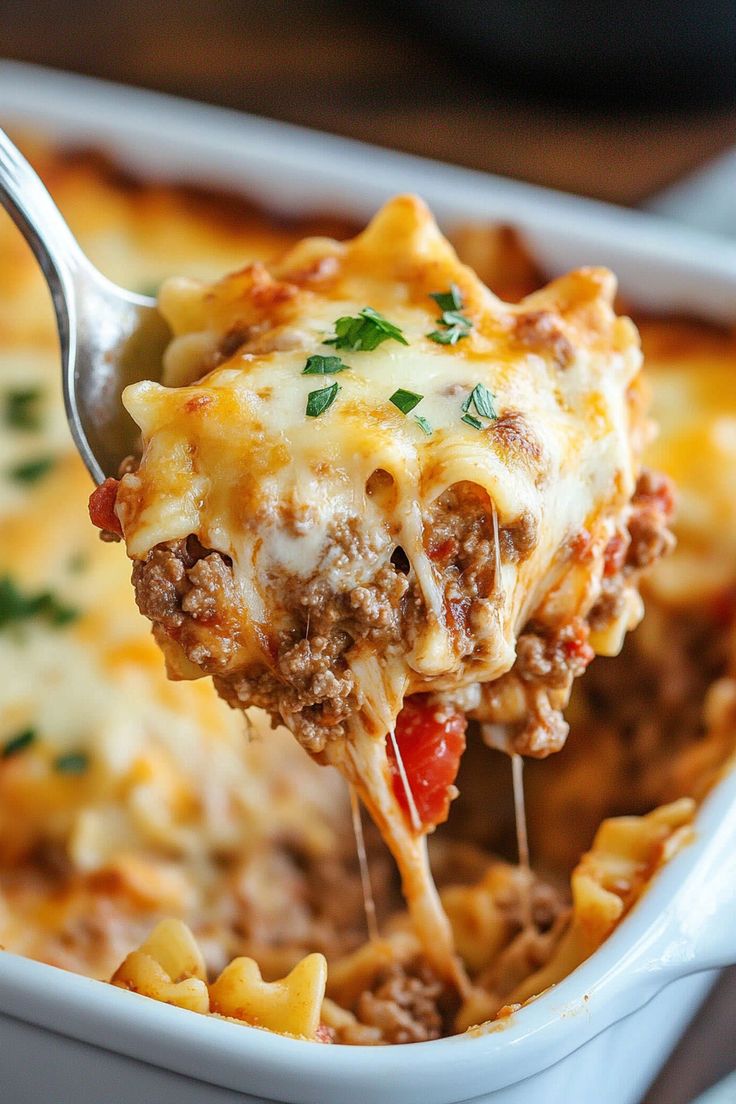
[0,128,170,485]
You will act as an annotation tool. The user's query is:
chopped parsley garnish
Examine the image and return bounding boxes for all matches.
[4,388,43,432]
[428,310,473,346]
[461,413,484,430]
[54,751,89,775]
[0,576,80,630]
[302,354,349,375]
[462,382,497,420]
[427,285,473,345]
[306,382,340,418]
[8,455,55,485]
[429,284,464,312]
[389,388,424,415]
[1,727,37,759]
[326,307,408,351]
[389,389,432,434]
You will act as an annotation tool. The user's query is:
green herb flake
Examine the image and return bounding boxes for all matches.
[54,751,89,775]
[1,727,37,759]
[67,553,88,575]
[429,284,464,312]
[8,455,55,485]
[463,383,497,421]
[0,576,80,630]
[42,597,80,627]
[427,315,472,346]
[439,310,472,329]
[427,296,473,345]
[302,354,349,375]
[428,327,466,346]
[326,307,408,352]
[5,388,43,432]
[306,382,340,418]
[413,415,433,436]
[461,413,484,430]
[389,388,424,415]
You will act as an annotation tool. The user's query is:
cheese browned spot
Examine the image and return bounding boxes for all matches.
[106,195,666,985]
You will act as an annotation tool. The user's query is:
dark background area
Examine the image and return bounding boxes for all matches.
[2,2,736,1101]
[3,0,736,204]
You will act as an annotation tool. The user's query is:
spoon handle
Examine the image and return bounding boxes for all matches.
[0,128,89,301]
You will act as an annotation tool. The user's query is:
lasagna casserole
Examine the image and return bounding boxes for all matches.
[0,140,734,1044]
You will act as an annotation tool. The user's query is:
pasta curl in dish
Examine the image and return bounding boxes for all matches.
[108,799,694,1042]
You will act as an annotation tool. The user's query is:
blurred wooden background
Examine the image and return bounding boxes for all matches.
[3,0,736,204]
[2,3,736,1101]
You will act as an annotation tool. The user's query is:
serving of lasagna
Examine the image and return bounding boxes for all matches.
[1,141,734,1045]
[89,194,671,988]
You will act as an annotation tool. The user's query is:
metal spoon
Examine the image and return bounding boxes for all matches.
[0,128,170,485]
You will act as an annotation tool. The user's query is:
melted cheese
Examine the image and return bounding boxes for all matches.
[641,320,736,605]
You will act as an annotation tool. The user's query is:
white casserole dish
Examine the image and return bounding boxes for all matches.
[1,59,736,1104]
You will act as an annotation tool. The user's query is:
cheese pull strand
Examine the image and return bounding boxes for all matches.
[349,784,380,944]
[511,752,534,933]
[339,734,471,996]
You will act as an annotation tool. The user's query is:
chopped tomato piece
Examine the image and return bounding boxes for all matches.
[562,619,595,669]
[387,695,466,832]
[88,478,122,536]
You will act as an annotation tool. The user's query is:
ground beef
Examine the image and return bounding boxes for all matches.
[424,481,519,660]
[475,620,594,757]
[180,556,236,619]
[257,553,410,752]
[509,686,571,757]
[514,309,575,369]
[587,579,626,634]
[499,510,538,564]
[277,635,356,750]
[132,546,188,626]
[589,468,675,631]
[426,483,496,594]
[132,538,240,670]
[476,468,675,757]
[135,523,412,754]
[355,961,444,1044]
[349,568,409,634]
[515,622,593,690]
[626,468,677,570]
